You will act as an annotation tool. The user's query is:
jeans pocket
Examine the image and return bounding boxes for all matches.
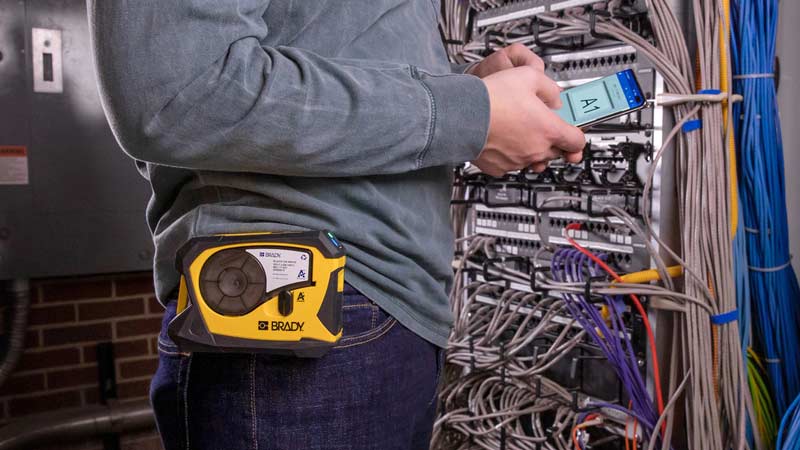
[335,284,396,348]
[150,341,190,450]
[156,301,186,357]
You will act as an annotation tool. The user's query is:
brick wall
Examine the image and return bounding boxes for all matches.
[0,273,164,450]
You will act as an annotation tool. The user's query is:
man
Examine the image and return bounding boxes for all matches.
[88,1,584,449]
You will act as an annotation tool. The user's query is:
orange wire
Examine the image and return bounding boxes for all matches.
[619,403,642,449]
[625,415,631,450]
[625,399,637,450]
[712,324,720,400]
[693,50,724,403]
[572,425,581,450]
[708,278,721,400]
[564,224,666,424]
[572,414,599,450]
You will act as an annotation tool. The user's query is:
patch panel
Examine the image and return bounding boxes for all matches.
[473,208,647,270]
[473,0,646,29]
[547,46,640,75]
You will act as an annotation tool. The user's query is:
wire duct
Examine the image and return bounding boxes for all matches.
[0,280,30,388]
[0,400,155,450]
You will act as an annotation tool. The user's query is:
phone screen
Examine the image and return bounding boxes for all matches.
[555,69,645,127]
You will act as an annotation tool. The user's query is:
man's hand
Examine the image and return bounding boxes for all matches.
[474,66,586,177]
[466,43,585,175]
[467,43,545,78]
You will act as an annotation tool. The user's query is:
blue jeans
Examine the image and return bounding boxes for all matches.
[150,284,443,450]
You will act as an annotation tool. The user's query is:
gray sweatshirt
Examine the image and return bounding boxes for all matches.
[88,0,490,347]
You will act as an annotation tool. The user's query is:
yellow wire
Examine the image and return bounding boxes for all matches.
[622,2,736,284]
[720,0,739,236]
[617,265,683,284]
[748,348,778,448]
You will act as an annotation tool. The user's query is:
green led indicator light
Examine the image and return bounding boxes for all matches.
[326,232,341,248]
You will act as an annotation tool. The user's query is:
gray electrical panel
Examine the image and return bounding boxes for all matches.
[0,0,153,279]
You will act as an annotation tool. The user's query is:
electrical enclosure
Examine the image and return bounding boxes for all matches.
[0,0,152,279]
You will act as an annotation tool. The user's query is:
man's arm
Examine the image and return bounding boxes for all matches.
[88,0,489,177]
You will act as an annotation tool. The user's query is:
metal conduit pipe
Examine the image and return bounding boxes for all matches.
[0,279,31,387]
[0,400,155,450]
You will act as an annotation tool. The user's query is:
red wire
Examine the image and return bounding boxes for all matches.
[564,223,666,423]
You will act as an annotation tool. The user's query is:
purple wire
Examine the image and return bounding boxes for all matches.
[585,261,639,374]
[559,250,616,357]
[605,295,649,411]
[581,252,654,416]
[588,256,656,426]
[555,250,624,371]
[570,251,626,365]
[597,274,656,424]
[550,248,659,432]
[606,294,655,421]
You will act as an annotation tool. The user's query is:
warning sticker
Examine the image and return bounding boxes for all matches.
[247,248,311,292]
[0,146,28,185]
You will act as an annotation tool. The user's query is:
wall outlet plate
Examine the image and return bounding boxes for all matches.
[32,27,63,94]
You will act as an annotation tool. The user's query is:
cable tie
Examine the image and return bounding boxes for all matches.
[764,358,782,364]
[584,275,592,300]
[733,73,774,79]
[682,119,702,133]
[697,89,721,95]
[469,335,476,372]
[744,226,774,236]
[499,341,507,384]
[748,255,793,273]
[571,391,580,412]
[710,309,738,325]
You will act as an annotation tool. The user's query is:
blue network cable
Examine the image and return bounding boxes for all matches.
[732,0,800,418]
[778,393,800,450]
[734,205,751,354]
[734,212,756,443]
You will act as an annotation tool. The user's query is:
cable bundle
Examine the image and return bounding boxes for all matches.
[747,348,778,448]
[439,225,705,448]
[511,5,749,445]
[731,0,800,420]
[434,369,578,450]
[778,393,800,450]
[439,0,472,63]
[440,1,755,448]
[549,248,659,439]
[437,236,586,449]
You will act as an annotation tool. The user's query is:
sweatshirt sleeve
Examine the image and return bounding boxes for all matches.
[450,62,478,74]
[87,0,490,177]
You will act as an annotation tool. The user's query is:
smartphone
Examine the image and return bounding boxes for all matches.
[555,69,646,128]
